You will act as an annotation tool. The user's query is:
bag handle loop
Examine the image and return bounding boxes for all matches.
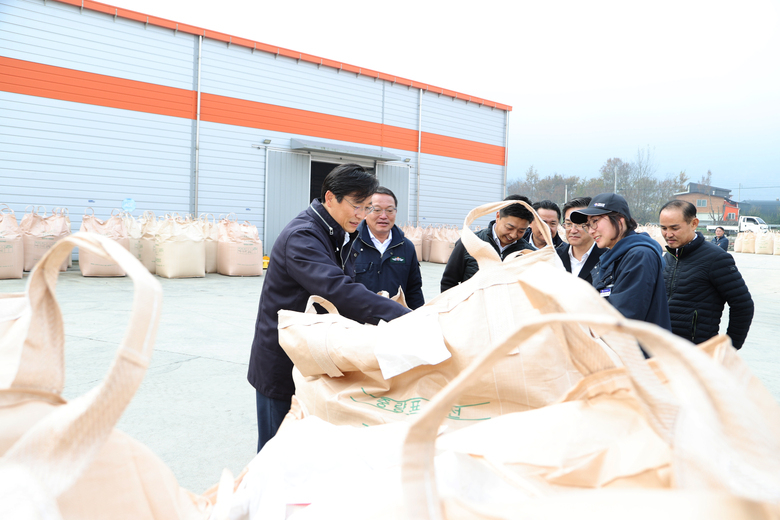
[0,232,163,499]
[304,295,340,315]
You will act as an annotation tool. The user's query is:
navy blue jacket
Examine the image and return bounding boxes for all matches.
[712,235,729,251]
[248,199,410,400]
[590,231,672,332]
[354,221,425,309]
[665,232,753,348]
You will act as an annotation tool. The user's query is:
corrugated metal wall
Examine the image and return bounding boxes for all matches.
[0,0,509,251]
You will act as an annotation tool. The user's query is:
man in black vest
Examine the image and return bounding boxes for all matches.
[556,197,603,284]
[659,200,753,348]
[440,195,534,292]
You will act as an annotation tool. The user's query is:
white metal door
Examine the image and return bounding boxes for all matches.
[265,150,311,252]
[376,163,411,225]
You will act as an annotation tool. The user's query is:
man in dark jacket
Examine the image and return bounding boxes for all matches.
[355,187,424,309]
[440,195,533,292]
[659,200,754,348]
[522,199,564,250]
[248,164,410,451]
[557,196,603,284]
[712,226,729,251]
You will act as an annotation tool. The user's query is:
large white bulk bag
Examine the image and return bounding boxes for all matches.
[0,204,24,279]
[734,233,743,253]
[217,216,263,276]
[741,232,756,254]
[154,218,206,279]
[139,211,159,274]
[755,232,774,255]
[20,206,70,272]
[78,209,129,277]
[200,214,218,274]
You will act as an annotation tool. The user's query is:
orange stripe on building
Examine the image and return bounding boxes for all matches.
[0,57,505,166]
[0,56,197,120]
[52,0,511,111]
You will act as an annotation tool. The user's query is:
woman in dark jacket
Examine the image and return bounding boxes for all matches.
[570,193,671,332]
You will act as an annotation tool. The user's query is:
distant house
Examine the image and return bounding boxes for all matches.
[673,183,739,225]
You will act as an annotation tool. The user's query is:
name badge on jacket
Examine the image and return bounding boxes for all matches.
[600,286,612,297]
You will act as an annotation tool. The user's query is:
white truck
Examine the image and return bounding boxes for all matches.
[707,215,769,235]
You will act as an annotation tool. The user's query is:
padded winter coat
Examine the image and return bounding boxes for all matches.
[664,232,754,349]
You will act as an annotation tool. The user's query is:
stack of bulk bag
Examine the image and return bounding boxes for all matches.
[0,233,222,519]
[20,206,71,272]
[755,231,774,255]
[0,204,24,279]
[155,216,206,279]
[734,232,743,253]
[139,211,159,273]
[401,224,423,261]
[428,226,458,264]
[78,209,129,276]
[741,232,756,254]
[200,214,218,274]
[218,215,263,276]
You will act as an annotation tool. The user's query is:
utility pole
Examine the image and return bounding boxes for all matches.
[564,184,568,204]
[613,166,618,194]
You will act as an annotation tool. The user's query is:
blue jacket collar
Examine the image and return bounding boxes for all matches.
[307,198,353,250]
[358,221,405,250]
[665,231,704,258]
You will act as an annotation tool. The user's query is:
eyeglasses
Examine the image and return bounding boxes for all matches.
[344,198,374,216]
[562,221,586,230]
[581,215,607,231]
[371,206,397,216]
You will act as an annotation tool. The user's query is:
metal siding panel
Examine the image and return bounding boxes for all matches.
[417,154,504,228]
[0,90,193,232]
[196,120,266,230]
[421,90,506,147]
[382,82,419,130]
[0,0,197,90]
[200,38,384,124]
[264,150,310,251]
[376,163,411,225]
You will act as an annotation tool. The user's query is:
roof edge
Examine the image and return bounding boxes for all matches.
[52,0,512,111]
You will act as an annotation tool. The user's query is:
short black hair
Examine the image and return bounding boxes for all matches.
[373,186,397,206]
[500,194,534,222]
[606,212,638,239]
[716,226,725,232]
[532,200,561,220]
[562,197,592,219]
[321,163,378,202]
[659,200,697,223]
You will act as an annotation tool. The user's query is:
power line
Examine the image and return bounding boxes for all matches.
[724,186,780,190]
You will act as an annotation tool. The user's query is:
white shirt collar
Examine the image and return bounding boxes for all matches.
[568,241,596,277]
[368,227,392,256]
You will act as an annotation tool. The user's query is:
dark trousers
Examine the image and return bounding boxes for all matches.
[256,390,292,453]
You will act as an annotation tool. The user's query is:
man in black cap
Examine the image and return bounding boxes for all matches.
[570,193,671,332]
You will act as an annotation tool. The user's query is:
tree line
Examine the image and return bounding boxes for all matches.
[507,148,689,224]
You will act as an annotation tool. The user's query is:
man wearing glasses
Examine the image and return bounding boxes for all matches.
[248,164,410,452]
[354,187,425,309]
[557,197,603,284]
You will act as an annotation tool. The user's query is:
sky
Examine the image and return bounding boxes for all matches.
[111,0,780,202]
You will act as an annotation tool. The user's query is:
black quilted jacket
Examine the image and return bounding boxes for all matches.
[663,232,754,349]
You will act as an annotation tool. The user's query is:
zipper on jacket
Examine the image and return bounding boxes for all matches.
[668,255,680,302]
[691,310,697,342]
[310,203,333,235]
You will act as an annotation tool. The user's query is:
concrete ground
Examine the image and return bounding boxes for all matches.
[1,253,778,493]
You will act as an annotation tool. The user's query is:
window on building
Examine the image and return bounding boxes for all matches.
[696,199,707,207]
[727,212,736,220]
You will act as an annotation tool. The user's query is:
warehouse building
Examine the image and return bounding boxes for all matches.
[0,0,511,250]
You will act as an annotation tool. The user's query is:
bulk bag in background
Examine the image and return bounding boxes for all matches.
[200,214,218,274]
[734,232,743,253]
[774,232,780,255]
[741,232,756,254]
[123,212,143,263]
[421,226,434,262]
[139,211,159,274]
[0,204,24,279]
[20,206,70,272]
[428,226,456,264]
[155,217,206,279]
[0,233,216,519]
[755,231,774,255]
[217,216,263,276]
[78,209,129,277]
[278,200,580,430]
